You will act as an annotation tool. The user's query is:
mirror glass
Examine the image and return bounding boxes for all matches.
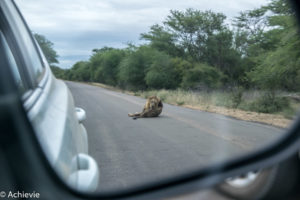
[15,0,300,194]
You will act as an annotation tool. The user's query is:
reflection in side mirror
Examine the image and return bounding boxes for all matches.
[14,0,300,197]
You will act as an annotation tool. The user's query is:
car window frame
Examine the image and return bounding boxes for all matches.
[0,4,31,91]
[0,0,50,109]
[0,1,47,88]
[0,30,26,94]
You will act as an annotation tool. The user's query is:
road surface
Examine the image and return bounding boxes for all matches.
[66,81,283,198]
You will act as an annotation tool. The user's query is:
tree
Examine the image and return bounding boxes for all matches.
[90,48,126,85]
[171,57,193,85]
[145,51,179,89]
[164,9,228,62]
[247,2,300,91]
[34,33,59,65]
[142,9,242,84]
[204,29,242,82]
[232,6,270,77]
[68,61,91,81]
[92,46,114,54]
[118,46,155,90]
[140,24,183,57]
[232,0,296,88]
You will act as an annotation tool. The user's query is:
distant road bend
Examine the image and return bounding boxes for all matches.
[65,81,283,192]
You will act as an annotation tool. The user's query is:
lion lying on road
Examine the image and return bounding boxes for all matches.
[128,96,163,119]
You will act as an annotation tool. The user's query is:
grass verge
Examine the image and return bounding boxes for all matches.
[89,82,299,128]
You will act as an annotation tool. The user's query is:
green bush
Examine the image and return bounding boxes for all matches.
[181,63,224,90]
[50,65,66,79]
[157,93,167,101]
[176,101,185,105]
[92,49,125,86]
[231,87,244,108]
[118,46,158,90]
[171,57,193,84]
[145,51,180,89]
[213,92,234,108]
[248,93,290,113]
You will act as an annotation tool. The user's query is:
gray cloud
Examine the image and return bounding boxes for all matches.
[15,0,268,68]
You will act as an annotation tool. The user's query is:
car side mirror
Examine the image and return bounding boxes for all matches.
[75,107,86,123]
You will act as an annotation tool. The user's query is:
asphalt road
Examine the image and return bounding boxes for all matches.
[66,81,284,198]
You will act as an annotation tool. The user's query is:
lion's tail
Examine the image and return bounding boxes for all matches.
[128,112,142,117]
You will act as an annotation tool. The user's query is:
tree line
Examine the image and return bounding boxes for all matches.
[41,0,300,93]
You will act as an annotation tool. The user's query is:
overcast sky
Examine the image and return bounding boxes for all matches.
[15,0,269,69]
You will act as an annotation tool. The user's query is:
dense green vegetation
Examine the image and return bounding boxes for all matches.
[37,0,300,115]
